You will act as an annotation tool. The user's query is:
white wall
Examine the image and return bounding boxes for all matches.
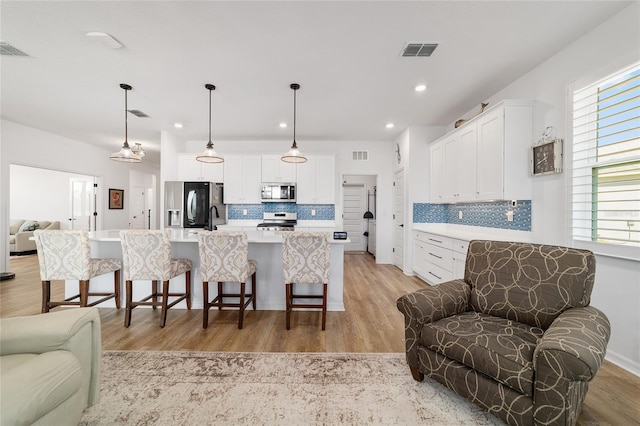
[0,119,160,271]
[452,3,640,374]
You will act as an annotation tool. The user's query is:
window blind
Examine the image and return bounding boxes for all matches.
[571,62,640,247]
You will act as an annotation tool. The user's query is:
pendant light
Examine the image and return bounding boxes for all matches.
[196,84,224,163]
[109,83,142,163]
[281,83,307,163]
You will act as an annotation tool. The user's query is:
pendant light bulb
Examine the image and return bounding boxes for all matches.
[196,84,224,163]
[281,83,307,164]
[110,83,142,163]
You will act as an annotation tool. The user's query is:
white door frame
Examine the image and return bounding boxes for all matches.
[393,168,405,271]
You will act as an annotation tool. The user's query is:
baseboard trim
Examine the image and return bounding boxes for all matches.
[605,351,640,377]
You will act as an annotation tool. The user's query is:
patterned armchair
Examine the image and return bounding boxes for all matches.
[397,240,610,426]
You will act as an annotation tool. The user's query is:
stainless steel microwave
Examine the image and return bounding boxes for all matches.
[261,183,296,202]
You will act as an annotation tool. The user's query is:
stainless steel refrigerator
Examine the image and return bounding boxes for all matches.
[164,181,226,229]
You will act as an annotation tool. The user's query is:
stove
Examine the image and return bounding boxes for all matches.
[257,212,297,231]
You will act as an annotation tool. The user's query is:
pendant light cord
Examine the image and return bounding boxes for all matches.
[208,87,212,143]
[124,86,128,145]
[293,87,297,144]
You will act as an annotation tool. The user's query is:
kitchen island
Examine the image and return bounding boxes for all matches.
[70,229,348,312]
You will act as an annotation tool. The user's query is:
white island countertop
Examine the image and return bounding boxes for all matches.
[90,229,350,244]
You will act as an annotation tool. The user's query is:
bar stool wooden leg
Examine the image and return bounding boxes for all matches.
[151,280,158,310]
[42,281,51,313]
[251,272,257,310]
[285,283,292,330]
[125,280,133,328]
[203,281,210,329]
[322,283,327,331]
[238,282,246,329]
[217,282,223,310]
[185,270,191,310]
[114,269,121,309]
[160,280,170,328]
[80,280,89,307]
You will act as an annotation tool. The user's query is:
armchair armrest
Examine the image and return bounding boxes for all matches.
[14,230,36,251]
[397,279,470,368]
[1,308,102,406]
[534,306,610,381]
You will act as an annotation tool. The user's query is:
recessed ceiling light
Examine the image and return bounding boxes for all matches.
[386,123,395,129]
[279,122,287,128]
[415,84,427,92]
[174,123,183,129]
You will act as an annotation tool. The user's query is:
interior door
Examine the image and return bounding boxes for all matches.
[393,169,405,270]
[342,184,366,251]
[129,186,146,229]
[70,178,94,230]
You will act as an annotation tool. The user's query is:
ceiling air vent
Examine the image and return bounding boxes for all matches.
[0,41,29,57]
[402,43,438,57]
[128,109,150,118]
[352,151,369,161]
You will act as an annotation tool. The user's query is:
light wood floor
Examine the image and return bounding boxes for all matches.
[2,253,639,425]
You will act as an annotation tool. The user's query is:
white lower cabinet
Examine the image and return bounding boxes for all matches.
[413,231,469,285]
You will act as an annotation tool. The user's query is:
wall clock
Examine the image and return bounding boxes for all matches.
[396,143,401,164]
[532,138,563,176]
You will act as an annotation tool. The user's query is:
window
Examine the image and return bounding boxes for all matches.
[571,62,640,252]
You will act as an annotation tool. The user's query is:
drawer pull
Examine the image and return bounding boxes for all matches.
[428,252,442,259]
[428,238,443,243]
[428,271,442,280]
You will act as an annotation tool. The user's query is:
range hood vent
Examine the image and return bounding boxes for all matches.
[402,43,438,57]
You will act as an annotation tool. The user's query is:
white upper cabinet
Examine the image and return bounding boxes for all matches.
[223,155,262,204]
[429,100,533,203]
[261,155,297,183]
[177,153,224,182]
[296,155,335,204]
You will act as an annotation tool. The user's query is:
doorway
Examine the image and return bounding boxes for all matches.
[393,168,404,270]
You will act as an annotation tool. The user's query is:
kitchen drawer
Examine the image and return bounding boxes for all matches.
[424,262,453,285]
[414,231,453,249]
[453,239,470,255]
[423,244,452,271]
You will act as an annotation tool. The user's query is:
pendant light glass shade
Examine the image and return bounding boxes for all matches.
[196,84,224,163]
[281,83,307,163]
[110,84,143,163]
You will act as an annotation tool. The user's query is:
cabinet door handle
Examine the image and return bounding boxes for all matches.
[428,238,443,243]
[428,252,442,259]
[428,271,442,280]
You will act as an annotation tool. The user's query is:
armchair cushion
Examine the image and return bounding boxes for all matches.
[421,311,544,397]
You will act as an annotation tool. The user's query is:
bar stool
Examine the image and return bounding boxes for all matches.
[119,230,191,328]
[198,231,257,329]
[34,230,121,313]
[282,232,330,330]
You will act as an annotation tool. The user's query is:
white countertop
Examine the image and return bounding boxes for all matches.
[412,223,532,243]
[89,229,349,244]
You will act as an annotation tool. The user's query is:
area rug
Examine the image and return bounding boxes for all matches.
[80,351,505,425]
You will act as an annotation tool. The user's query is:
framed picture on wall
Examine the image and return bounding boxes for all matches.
[109,188,124,209]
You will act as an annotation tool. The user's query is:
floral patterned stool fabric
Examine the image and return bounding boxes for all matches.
[282,232,330,330]
[34,230,121,313]
[119,230,191,328]
[197,231,257,329]
[397,240,611,426]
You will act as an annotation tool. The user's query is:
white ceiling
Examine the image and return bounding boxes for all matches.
[1,1,632,164]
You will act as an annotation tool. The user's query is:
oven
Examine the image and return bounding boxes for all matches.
[257,212,297,231]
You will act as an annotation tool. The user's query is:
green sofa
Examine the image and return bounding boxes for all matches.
[9,219,60,255]
[0,308,102,425]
